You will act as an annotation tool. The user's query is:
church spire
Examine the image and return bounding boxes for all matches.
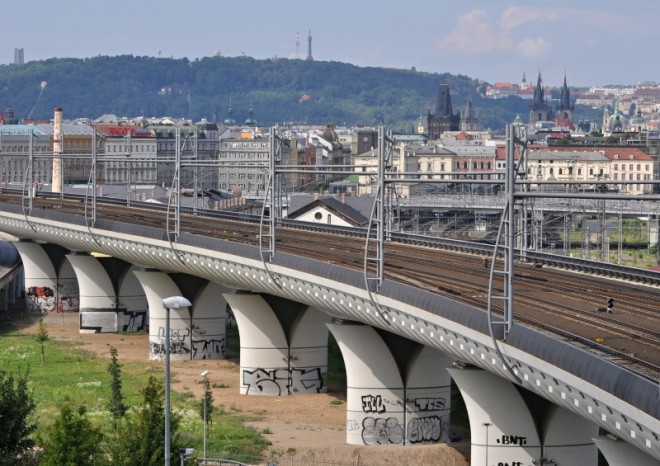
[556,72,574,122]
[529,72,549,124]
[532,72,544,107]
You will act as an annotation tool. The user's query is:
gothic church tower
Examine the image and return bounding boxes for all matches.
[529,73,549,124]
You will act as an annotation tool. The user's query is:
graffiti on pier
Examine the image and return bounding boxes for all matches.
[407,397,446,412]
[407,415,450,444]
[361,417,404,445]
[225,305,236,327]
[361,394,400,414]
[290,367,324,394]
[26,286,55,314]
[191,338,225,359]
[362,395,386,414]
[243,367,324,395]
[151,327,191,356]
[347,419,360,432]
[497,435,528,446]
[57,280,79,312]
[58,295,79,312]
[121,311,147,332]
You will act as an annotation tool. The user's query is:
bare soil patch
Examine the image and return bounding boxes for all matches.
[7,306,470,465]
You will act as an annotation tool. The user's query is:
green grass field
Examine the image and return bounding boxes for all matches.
[0,322,270,460]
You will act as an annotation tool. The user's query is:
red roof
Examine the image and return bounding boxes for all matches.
[493,82,518,91]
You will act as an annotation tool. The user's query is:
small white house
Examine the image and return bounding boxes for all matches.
[286,196,369,227]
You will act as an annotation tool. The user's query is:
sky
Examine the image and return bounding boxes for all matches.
[4,0,659,88]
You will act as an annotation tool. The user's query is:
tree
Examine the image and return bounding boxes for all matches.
[35,317,49,363]
[109,376,182,466]
[106,346,127,430]
[41,403,105,466]
[0,370,37,466]
[199,375,214,428]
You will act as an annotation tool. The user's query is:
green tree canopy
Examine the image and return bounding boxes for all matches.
[41,403,105,466]
[108,375,182,466]
[0,370,37,466]
[106,345,127,430]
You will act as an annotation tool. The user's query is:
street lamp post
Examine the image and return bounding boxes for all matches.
[482,422,491,466]
[201,370,209,465]
[162,296,192,466]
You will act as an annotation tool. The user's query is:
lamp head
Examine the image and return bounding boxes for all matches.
[201,370,209,377]
[162,296,191,309]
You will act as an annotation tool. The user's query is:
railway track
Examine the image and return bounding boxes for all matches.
[1,191,659,378]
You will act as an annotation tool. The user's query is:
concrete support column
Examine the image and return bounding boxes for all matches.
[0,285,8,312]
[7,274,16,304]
[329,322,452,446]
[117,265,149,332]
[450,367,541,465]
[14,241,60,314]
[449,367,598,466]
[224,292,330,396]
[66,253,119,333]
[542,404,598,465]
[594,435,659,466]
[14,269,24,300]
[135,271,227,361]
[135,270,192,361]
[405,346,453,444]
[189,282,228,359]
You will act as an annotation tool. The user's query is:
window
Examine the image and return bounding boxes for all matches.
[613,164,618,171]
[327,214,332,224]
[314,212,322,220]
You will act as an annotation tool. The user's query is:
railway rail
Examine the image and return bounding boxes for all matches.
[1,190,658,380]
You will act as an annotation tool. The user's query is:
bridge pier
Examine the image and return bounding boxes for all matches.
[0,269,22,312]
[0,283,7,312]
[594,435,660,466]
[65,254,148,333]
[135,270,227,360]
[328,321,453,446]
[13,240,79,314]
[449,367,598,466]
[224,291,330,396]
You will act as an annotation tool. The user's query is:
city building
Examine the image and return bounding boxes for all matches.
[93,123,157,187]
[217,131,276,198]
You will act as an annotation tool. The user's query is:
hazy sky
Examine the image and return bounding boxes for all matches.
[5,0,658,87]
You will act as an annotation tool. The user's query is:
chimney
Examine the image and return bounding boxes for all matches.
[313,192,320,201]
[52,107,63,193]
[341,193,346,204]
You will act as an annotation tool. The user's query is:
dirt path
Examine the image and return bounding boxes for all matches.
[8,307,470,465]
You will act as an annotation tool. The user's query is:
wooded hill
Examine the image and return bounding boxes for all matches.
[0,55,598,131]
